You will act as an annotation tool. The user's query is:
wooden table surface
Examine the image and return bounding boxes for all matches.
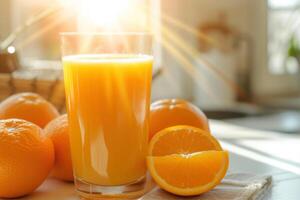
[14,120,300,200]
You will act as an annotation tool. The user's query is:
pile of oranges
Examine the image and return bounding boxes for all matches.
[0,93,73,198]
[0,92,228,198]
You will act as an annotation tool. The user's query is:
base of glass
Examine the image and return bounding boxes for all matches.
[75,176,147,199]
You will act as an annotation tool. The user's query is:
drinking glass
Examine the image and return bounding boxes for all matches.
[61,33,152,199]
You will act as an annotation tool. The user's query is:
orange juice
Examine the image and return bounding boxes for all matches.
[63,54,152,186]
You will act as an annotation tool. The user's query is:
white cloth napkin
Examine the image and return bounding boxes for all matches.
[142,173,272,200]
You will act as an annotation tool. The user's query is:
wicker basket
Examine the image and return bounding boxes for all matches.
[0,68,65,112]
[0,67,162,113]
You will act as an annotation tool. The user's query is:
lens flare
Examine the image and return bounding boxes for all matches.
[7,46,16,54]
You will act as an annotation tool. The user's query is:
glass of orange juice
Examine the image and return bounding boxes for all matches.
[61,33,152,199]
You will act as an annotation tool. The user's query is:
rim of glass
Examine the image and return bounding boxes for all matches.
[60,32,152,36]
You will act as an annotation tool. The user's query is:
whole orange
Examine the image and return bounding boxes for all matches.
[0,119,54,198]
[0,92,60,128]
[44,114,73,181]
[149,99,210,140]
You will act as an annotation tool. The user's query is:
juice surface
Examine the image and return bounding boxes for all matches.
[63,54,152,185]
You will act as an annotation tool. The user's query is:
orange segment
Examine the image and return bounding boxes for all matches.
[149,125,222,157]
[147,151,229,196]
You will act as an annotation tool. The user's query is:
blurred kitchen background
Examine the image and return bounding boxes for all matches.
[1,0,300,133]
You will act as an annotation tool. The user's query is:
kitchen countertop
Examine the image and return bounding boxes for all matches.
[15,120,300,200]
[225,111,300,133]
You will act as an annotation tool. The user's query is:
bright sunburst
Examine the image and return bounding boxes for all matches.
[79,0,130,28]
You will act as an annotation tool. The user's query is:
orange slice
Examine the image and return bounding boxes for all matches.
[149,125,222,157]
[147,151,229,196]
[147,125,228,196]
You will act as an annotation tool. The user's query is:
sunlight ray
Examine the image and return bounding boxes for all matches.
[158,32,219,102]
[221,141,300,176]
[161,14,223,50]
[160,25,248,100]
[17,12,74,49]
[137,4,248,100]
[134,6,218,100]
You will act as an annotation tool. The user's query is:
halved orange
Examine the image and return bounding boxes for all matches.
[147,125,229,196]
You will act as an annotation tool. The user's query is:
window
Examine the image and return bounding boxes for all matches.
[268,0,300,74]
